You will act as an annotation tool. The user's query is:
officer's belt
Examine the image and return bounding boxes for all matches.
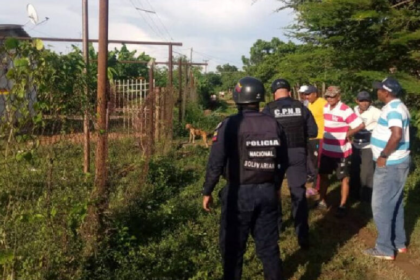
[354,130,371,144]
[354,138,370,144]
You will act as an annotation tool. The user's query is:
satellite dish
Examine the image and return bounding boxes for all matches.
[27,4,39,25]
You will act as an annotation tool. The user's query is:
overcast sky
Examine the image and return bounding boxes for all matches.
[1,0,294,71]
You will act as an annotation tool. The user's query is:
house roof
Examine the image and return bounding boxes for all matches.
[0,24,30,38]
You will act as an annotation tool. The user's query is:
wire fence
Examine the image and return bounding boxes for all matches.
[0,40,179,279]
[12,80,177,150]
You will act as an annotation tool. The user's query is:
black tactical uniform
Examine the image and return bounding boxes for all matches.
[202,77,286,280]
[262,79,317,249]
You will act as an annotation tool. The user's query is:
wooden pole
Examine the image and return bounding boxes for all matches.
[178,58,182,123]
[182,62,188,122]
[83,0,109,255]
[155,88,160,141]
[82,0,90,173]
[168,45,173,88]
[94,0,109,208]
[149,61,155,154]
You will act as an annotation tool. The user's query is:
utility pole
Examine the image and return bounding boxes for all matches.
[190,48,193,64]
[178,58,182,123]
[95,0,109,193]
[82,0,90,174]
[148,59,155,154]
[188,48,193,100]
[203,59,209,73]
[168,45,173,88]
[84,0,109,254]
[182,60,188,122]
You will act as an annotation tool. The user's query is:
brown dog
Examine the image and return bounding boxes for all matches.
[186,123,209,148]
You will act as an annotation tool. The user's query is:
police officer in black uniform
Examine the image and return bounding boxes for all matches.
[262,78,318,249]
[202,77,286,280]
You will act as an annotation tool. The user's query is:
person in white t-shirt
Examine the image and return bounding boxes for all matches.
[350,91,381,202]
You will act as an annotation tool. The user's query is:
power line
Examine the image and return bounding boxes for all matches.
[173,50,188,56]
[126,0,166,41]
[135,7,155,14]
[142,0,174,41]
[130,0,165,41]
[28,28,55,38]
[145,48,170,55]
[173,47,190,57]
[135,0,167,41]
[193,50,238,65]
[193,50,226,62]
[135,0,169,41]
[174,47,191,51]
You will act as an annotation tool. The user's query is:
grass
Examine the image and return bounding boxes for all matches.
[114,142,420,280]
[163,144,420,280]
[1,131,420,279]
[279,185,413,280]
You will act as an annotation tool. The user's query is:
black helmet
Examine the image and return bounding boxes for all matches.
[271,78,291,93]
[233,77,265,104]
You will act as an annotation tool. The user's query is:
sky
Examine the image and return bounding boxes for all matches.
[1,0,295,71]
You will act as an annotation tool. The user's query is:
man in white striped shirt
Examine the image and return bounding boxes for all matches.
[317,86,365,217]
[364,77,411,260]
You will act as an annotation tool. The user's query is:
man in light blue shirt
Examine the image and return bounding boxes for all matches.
[364,77,411,260]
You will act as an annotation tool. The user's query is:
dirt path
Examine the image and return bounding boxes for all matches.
[207,96,420,278]
[357,226,420,280]
[285,182,420,280]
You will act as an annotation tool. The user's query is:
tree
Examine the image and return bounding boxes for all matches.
[241,39,303,88]
[154,66,168,88]
[216,64,238,73]
[242,38,297,78]
[194,72,222,107]
[274,0,420,92]
[108,44,151,80]
[215,64,244,93]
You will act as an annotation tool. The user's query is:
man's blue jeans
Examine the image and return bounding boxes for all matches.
[372,156,410,256]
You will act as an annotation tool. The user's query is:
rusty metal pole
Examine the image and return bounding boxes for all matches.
[82,0,90,173]
[168,45,173,88]
[155,87,160,141]
[182,62,188,122]
[203,59,209,73]
[82,0,109,255]
[178,58,182,123]
[167,46,173,138]
[191,73,196,102]
[161,87,166,138]
[148,61,155,154]
[94,0,109,219]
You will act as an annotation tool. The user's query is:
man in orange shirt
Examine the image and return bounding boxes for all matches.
[299,85,327,195]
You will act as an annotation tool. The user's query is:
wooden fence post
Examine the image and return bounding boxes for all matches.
[148,61,155,154]
[182,62,188,122]
[155,87,160,141]
[178,58,182,123]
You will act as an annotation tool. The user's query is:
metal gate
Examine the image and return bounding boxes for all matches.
[109,79,150,133]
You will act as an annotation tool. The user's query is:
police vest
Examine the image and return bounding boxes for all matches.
[225,112,282,185]
[268,100,306,148]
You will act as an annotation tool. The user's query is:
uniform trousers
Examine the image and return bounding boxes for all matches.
[219,183,283,280]
[279,147,309,244]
